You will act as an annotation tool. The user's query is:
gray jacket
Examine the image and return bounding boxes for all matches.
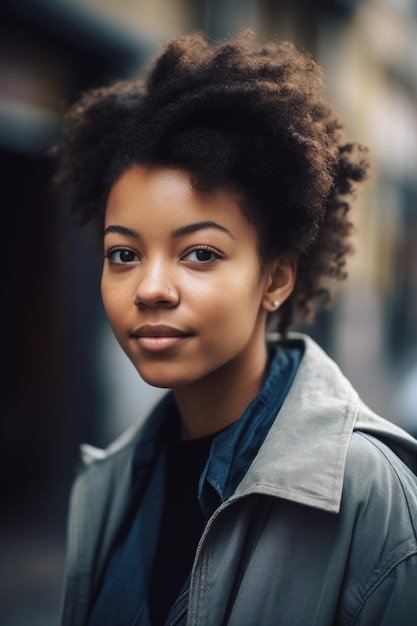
[61,334,417,625]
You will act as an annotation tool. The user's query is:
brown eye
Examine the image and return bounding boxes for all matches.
[195,249,215,262]
[184,247,220,264]
[107,248,139,264]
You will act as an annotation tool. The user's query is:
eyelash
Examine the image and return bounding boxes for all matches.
[183,246,221,264]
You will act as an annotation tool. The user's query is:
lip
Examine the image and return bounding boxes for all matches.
[132,324,192,353]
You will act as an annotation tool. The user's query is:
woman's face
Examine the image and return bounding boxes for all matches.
[101,165,284,389]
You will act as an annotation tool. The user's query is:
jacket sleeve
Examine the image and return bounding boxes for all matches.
[353,553,417,626]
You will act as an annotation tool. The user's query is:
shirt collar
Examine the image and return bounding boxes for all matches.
[198,345,303,519]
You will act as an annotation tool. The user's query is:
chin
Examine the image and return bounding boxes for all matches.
[136,367,185,389]
[136,365,204,390]
[137,373,174,389]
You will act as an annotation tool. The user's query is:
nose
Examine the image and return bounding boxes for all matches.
[133,259,179,309]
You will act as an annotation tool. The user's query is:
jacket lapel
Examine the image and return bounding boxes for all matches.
[237,335,359,513]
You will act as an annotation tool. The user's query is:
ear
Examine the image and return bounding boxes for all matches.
[262,253,297,313]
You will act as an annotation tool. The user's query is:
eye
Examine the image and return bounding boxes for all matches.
[183,246,220,264]
[106,248,140,264]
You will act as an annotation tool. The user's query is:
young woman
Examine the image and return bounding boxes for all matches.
[55,30,417,626]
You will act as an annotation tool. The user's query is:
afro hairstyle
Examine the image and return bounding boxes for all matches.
[54,29,369,334]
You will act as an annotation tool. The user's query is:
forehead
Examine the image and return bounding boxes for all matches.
[105,165,256,240]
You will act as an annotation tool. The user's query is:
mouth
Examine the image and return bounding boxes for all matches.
[131,324,192,353]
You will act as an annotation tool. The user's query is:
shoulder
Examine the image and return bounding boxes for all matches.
[344,429,417,530]
[340,431,417,624]
[341,430,417,595]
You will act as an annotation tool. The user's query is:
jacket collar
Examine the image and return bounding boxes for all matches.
[236,334,359,513]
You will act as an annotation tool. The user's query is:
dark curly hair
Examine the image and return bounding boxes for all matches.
[54,29,369,334]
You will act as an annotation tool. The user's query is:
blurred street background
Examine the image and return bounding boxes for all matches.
[1,0,416,624]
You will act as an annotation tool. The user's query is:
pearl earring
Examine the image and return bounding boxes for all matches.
[272,300,280,309]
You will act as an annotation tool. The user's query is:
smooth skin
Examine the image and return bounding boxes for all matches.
[101,166,296,439]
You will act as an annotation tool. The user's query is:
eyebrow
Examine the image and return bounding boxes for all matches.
[104,224,139,238]
[171,221,234,240]
[104,221,234,240]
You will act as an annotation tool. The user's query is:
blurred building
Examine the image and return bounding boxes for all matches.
[1,0,416,624]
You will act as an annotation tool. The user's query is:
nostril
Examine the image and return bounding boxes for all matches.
[133,284,179,308]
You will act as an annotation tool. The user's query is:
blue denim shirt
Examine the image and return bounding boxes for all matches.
[87,345,302,626]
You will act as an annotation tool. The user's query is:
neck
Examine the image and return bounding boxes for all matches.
[173,340,269,440]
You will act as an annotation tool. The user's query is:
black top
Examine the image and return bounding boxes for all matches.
[148,434,214,625]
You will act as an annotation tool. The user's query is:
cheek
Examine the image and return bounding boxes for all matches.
[190,274,264,331]
[101,281,129,331]
[101,280,113,319]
